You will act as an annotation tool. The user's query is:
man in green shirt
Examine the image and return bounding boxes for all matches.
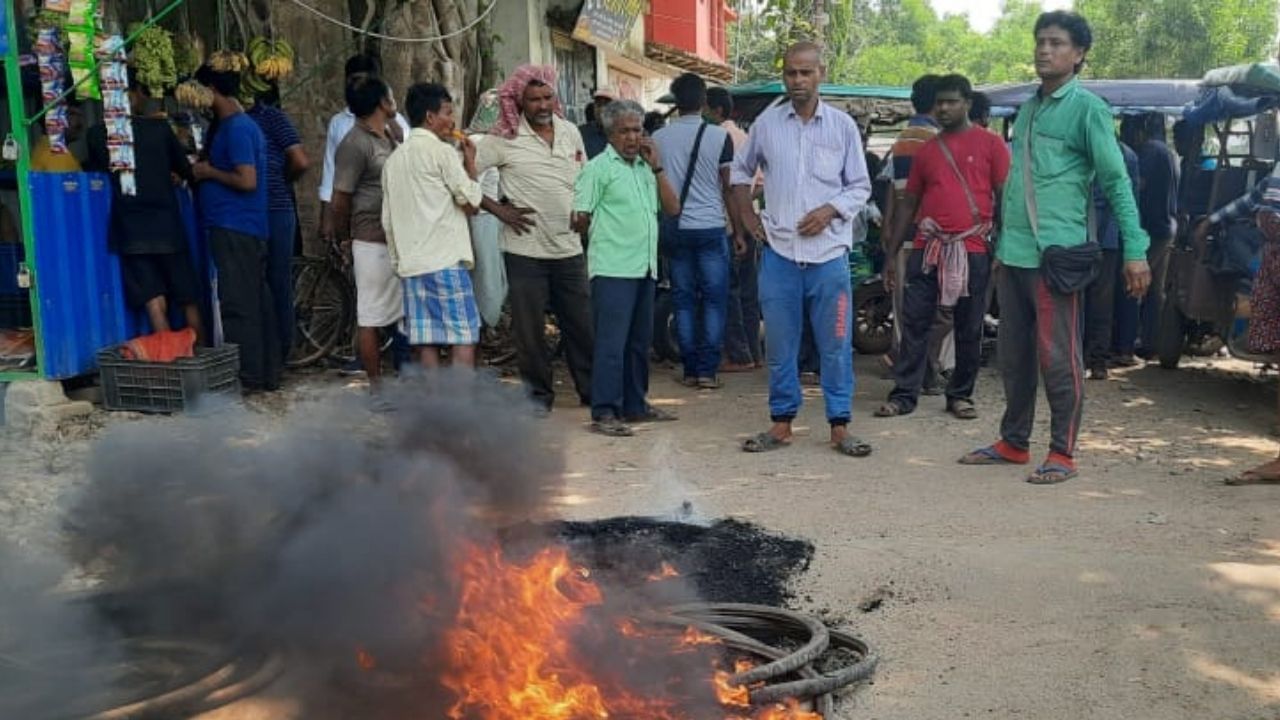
[960,10,1151,484]
[572,100,682,437]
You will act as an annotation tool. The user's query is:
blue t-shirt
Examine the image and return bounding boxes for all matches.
[651,115,734,230]
[200,112,269,238]
[247,103,302,213]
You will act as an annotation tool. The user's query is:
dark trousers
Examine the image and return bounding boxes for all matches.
[997,266,1085,457]
[210,227,282,390]
[504,253,594,409]
[889,249,991,411]
[1139,234,1173,356]
[669,228,730,378]
[1084,248,1122,368]
[590,276,654,421]
[266,209,296,353]
[724,238,762,365]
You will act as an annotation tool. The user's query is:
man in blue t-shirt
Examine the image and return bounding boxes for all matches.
[652,73,737,389]
[248,85,310,355]
[193,64,281,391]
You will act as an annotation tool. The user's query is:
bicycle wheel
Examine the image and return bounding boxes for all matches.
[288,257,354,368]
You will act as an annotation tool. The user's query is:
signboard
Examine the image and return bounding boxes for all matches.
[572,0,645,48]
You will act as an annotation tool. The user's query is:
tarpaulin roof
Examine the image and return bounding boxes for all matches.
[981,79,1203,114]
[1202,62,1280,94]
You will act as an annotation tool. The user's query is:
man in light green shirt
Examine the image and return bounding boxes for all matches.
[960,10,1151,484]
[571,100,681,437]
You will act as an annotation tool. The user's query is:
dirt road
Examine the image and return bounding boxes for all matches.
[3,356,1279,718]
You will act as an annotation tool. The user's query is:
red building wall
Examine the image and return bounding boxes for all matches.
[645,0,734,65]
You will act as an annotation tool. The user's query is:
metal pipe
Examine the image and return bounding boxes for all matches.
[3,0,45,376]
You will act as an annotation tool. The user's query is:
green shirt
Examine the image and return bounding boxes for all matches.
[573,144,659,279]
[999,77,1150,268]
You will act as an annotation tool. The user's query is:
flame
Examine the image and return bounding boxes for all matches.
[647,561,681,582]
[438,542,823,719]
[355,647,376,671]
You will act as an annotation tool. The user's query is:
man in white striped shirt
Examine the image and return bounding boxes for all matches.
[731,42,874,458]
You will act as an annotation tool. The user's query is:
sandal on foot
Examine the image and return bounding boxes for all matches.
[874,401,912,418]
[673,374,699,388]
[834,435,873,457]
[697,376,723,390]
[591,418,635,437]
[742,432,790,453]
[1027,461,1078,485]
[947,399,978,420]
[959,442,1029,465]
[1226,462,1280,485]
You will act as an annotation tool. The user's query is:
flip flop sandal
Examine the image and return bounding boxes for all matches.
[834,435,873,457]
[742,432,790,453]
[947,400,978,420]
[591,419,635,437]
[958,445,1026,465]
[874,401,911,418]
[697,377,724,390]
[1026,462,1078,485]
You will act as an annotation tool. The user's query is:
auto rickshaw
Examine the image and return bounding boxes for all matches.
[1155,63,1280,369]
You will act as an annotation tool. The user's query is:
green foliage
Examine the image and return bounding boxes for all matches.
[730,0,1277,87]
[1076,0,1278,78]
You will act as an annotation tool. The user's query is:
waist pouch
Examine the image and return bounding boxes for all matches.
[1041,242,1101,295]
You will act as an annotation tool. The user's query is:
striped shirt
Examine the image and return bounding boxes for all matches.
[890,115,940,191]
[247,103,302,213]
[730,101,871,264]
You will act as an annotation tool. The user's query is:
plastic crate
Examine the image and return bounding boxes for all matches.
[97,344,241,413]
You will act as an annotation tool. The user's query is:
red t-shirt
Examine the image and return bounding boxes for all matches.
[906,127,1011,253]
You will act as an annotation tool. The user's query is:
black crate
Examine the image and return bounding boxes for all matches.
[97,344,241,413]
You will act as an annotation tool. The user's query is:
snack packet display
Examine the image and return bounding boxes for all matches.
[97,34,136,195]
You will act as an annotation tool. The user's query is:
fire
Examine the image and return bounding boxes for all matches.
[355,647,377,671]
[647,561,681,582]
[438,542,822,719]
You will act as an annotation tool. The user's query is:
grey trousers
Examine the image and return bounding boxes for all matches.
[997,266,1085,457]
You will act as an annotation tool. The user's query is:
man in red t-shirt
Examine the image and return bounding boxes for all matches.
[876,74,1011,419]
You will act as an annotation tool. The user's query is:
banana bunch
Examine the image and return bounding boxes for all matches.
[248,37,295,81]
[240,66,273,98]
[175,79,213,109]
[128,24,178,97]
[208,49,250,74]
[173,33,205,78]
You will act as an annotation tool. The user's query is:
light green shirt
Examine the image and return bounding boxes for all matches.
[573,144,659,279]
[999,76,1150,268]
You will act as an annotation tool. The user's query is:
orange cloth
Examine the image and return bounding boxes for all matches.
[121,328,197,362]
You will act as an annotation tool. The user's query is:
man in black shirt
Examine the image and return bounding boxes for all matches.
[577,86,615,160]
[87,68,203,342]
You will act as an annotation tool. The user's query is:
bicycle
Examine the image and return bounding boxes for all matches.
[287,240,355,368]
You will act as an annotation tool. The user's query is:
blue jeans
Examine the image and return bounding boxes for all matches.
[670,228,730,378]
[759,246,854,425]
[267,209,297,352]
[590,276,655,421]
